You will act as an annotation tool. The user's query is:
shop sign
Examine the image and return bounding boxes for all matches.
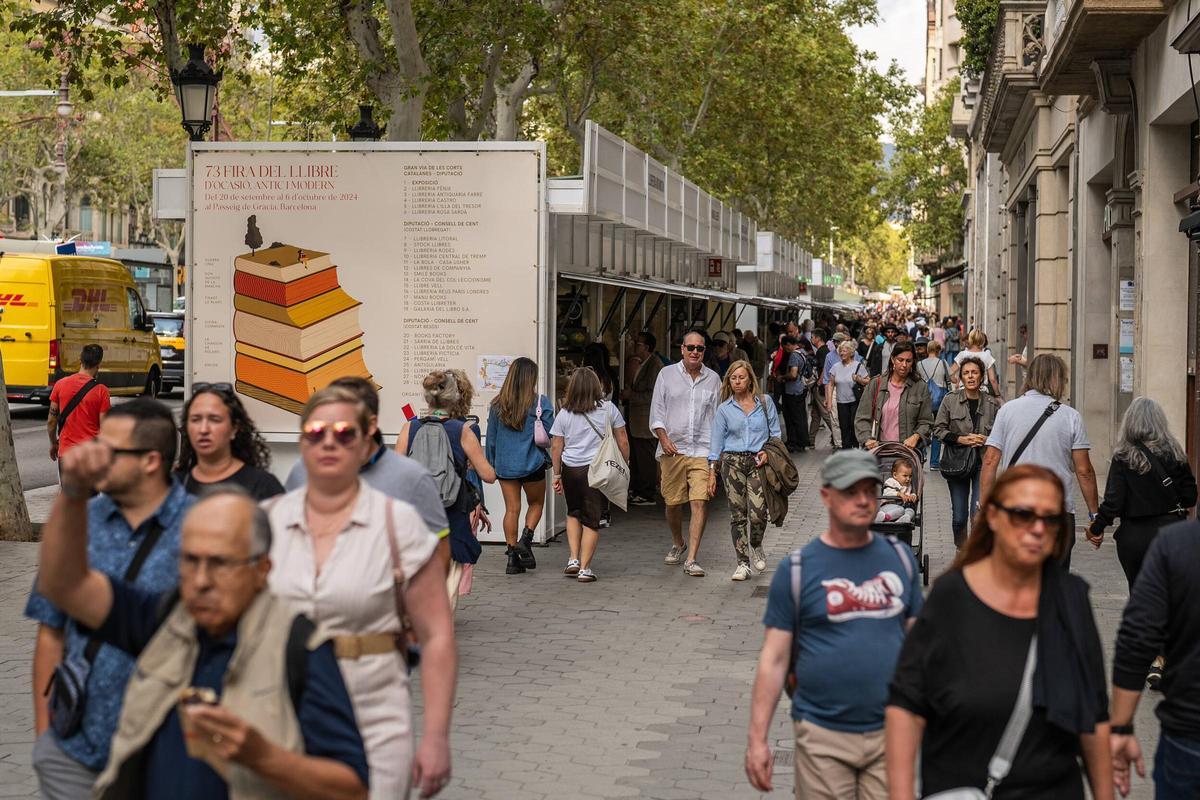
[75,241,112,257]
[707,258,722,278]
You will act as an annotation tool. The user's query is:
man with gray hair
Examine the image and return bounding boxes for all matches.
[980,353,1099,569]
[36,445,370,800]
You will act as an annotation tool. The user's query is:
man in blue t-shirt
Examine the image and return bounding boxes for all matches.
[745,449,922,800]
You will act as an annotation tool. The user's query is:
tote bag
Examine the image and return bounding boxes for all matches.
[583,406,630,510]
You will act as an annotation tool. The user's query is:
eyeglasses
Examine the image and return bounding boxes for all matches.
[180,552,262,579]
[992,503,1065,530]
[91,438,152,457]
[301,420,363,447]
[684,344,706,353]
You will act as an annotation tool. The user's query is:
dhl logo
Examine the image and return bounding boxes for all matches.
[0,293,37,308]
[63,288,118,313]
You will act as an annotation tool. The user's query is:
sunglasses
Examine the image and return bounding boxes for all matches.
[301,420,363,447]
[193,382,235,396]
[992,503,1065,531]
[684,344,706,353]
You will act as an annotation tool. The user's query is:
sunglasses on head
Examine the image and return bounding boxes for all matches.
[301,420,362,447]
[684,344,706,353]
[193,382,235,396]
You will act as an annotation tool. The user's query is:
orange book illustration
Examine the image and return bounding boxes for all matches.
[235,346,373,405]
[234,267,340,306]
[234,288,359,328]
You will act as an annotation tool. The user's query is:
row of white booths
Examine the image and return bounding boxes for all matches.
[182,122,861,545]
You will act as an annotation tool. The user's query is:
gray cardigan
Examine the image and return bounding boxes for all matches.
[933,389,999,443]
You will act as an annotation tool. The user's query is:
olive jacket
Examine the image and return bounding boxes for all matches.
[933,389,1000,444]
[853,375,934,446]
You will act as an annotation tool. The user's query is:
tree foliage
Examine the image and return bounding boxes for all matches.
[957,0,999,78]
[841,222,909,291]
[881,80,967,264]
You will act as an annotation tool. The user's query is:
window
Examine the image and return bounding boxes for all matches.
[126,288,143,329]
[79,195,93,235]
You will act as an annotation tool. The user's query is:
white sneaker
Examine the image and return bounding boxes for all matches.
[684,561,706,577]
[731,564,753,581]
[664,545,685,565]
[751,546,767,573]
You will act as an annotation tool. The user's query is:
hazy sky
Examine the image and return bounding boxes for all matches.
[849,0,926,89]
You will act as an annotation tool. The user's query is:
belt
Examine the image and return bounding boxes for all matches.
[333,633,400,660]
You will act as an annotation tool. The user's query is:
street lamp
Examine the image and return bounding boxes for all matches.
[169,44,221,142]
[347,104,383,141]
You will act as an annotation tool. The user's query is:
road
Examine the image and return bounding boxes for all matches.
[8,391,184,491]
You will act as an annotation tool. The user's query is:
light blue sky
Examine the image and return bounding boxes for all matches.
[849,0,926,88]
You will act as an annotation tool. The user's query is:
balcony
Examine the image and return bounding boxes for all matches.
[976,0,1046,153]
[1038,0,1170,95]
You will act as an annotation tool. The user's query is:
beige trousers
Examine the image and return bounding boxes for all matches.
[793,719,887,800]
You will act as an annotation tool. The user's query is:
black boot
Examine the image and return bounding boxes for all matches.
[505,547,526,574]
[515,527,537,569]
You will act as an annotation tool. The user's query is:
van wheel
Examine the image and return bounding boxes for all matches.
[142,368,161,399]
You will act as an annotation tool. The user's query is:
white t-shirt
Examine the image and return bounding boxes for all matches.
[916,357,950,389]
[549,400,626,467]
[828,359,867,404]
[955,349,996,371]
[985,391,1090,514]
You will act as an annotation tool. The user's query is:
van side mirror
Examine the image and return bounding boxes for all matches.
[140,319,157,332]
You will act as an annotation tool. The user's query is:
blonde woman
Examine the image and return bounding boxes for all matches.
[549,368,630,582]
[707,360,781,581]
[267,386,457,798]
[950,329,1003,401]
[485,357,554,575]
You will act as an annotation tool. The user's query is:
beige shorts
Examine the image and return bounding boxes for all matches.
[658,455,710,506]
[793,719,886,800]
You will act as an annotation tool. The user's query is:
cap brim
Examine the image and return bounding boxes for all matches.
[825,470,883,491]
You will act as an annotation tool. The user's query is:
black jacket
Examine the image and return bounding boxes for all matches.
[1114,522,1200,736]
[1094,453,1197,530]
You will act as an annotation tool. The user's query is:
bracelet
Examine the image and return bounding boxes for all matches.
[1111,723,1135,736]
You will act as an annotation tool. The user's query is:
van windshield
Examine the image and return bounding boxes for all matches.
[153,317,184,336]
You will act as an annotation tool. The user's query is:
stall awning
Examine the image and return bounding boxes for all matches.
[558,271,796,310]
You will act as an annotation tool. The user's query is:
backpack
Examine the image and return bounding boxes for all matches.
[409,417,479,512]
[918,359,948,412]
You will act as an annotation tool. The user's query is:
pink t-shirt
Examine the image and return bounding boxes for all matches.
[881,382,903,442]
[932,327,946,346]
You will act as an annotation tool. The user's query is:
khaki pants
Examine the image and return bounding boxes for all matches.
[793,719,887,800]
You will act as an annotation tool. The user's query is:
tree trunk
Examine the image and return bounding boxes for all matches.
[0,353,34,541]
[494,61,536,141]
[385,89,427,141]
[32,163,67,241]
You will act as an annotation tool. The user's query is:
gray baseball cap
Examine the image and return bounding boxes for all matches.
[821,450,883,490]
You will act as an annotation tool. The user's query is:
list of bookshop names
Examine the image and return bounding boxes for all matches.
[195,158,514,389]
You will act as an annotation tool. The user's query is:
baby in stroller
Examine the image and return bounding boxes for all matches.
[875,459,918,524]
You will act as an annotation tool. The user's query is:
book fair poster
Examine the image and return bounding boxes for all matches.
[189,146,543,435]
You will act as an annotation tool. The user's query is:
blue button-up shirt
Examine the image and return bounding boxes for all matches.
[25,480,192,770]
[709,396,782,461]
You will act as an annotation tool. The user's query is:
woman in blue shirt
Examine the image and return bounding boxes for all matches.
[485,357,554,576]
[707,360,781,582]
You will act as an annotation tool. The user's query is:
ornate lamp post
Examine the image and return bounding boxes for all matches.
[169,44,222,142]
[347,104,384,141]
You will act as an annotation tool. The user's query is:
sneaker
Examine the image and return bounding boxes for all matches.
[664,545,685,565]
[684,561,706,577]
[598,516,611,529]
[821,573,905,621]
[564,559,581,575]
[630,494,656,507]
[751,546,767,573]
[731,564,753,581]
[577,568,597,583]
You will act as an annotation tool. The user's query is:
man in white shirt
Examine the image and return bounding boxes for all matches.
[650,330,721,577]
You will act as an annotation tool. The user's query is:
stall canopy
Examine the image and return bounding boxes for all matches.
[559,269,793,310]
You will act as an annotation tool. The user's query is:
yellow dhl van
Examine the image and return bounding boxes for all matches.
[0,251,164,403]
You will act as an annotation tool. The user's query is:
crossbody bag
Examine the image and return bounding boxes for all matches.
[1008,402,1061,466]
[56,378,100,434]
[1135,443,1189,519]
[926,636,1038,799]
[46,518,165,739]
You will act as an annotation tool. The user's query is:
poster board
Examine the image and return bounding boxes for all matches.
[188,143,546,437]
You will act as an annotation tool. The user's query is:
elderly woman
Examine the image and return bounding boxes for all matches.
[886,465,1113,800]
[934,356,999,548]
[854,342,934,452]
[398,370,498,606]
[1089,397,1197,588]
[266,386,457,799]
[825,340,868,450]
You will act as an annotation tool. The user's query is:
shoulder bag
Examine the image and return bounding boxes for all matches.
[939,398,980,480]
[1136,444,1189,518]
[56,378,100,434]
[46,518,165,739]
[583,404,630,510]
[383,499,422,672]
[1009,402,1061,466]
[532,396,550,448]
[926,636,1038,799]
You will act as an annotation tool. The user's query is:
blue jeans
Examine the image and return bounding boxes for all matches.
[1156,731,1200,799]
[929,437,941,468]
[946,469,980,548]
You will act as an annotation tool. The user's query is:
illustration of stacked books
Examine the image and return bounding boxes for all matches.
[232,243,375,414]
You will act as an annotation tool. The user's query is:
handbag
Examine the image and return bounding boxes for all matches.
[939,398,980,480]
[46,518,165,739]
[925,636,1037,799]
[1136,444,1190,518]
[382,499,422,672]
[583,405,630,511]
[533,397,550,448]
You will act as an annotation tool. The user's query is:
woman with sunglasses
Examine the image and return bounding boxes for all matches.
[397,369,497,607]
[176,383,284,500]
[265,386,457,799]
[886,465,1112,800]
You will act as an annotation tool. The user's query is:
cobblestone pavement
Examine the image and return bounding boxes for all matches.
[0,440,1158,798]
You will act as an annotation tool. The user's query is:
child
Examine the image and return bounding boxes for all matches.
[876,460,917,524]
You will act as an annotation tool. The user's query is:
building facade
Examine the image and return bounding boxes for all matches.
[963,0,1200,474]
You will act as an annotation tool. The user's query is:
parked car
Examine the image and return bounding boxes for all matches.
[149,311,185,394]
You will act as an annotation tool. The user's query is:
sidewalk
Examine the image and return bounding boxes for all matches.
[0,443,1157,798]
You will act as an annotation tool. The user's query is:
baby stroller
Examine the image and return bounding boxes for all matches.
[869,442,929,586]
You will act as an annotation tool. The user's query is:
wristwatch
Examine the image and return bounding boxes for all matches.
[1111,723,1135,736]
[1088,512,1098,522]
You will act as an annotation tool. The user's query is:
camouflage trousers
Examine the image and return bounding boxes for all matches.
[719,452,767,565]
